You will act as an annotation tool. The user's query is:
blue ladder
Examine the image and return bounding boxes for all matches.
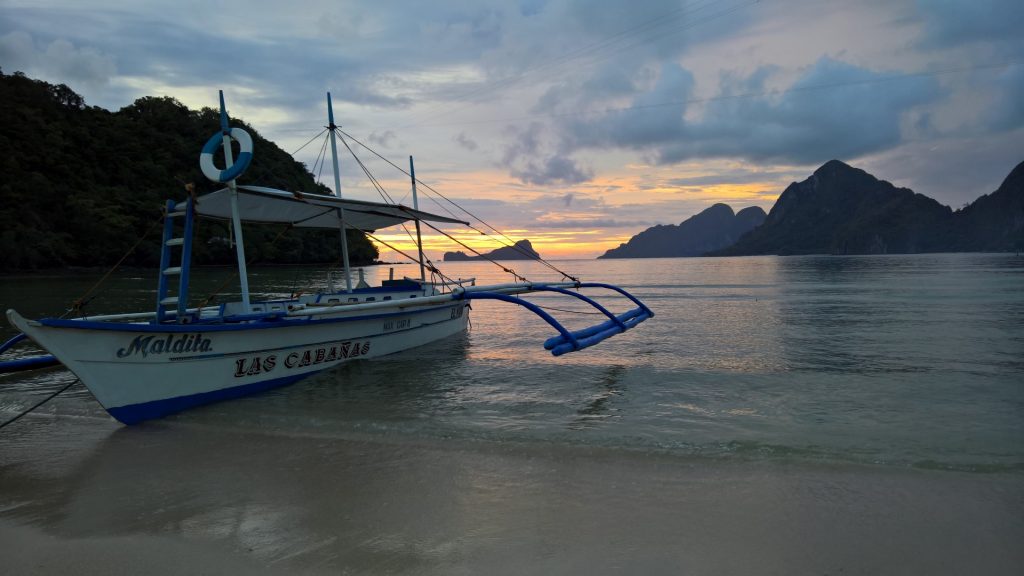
[155,197,195,323]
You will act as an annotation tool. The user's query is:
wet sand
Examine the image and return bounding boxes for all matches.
[1,414,1022,575]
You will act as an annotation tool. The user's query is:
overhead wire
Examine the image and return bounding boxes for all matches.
[403,59,1024,128]
[395,0,750,131]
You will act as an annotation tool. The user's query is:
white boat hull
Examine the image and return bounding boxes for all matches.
[7,302,469,424]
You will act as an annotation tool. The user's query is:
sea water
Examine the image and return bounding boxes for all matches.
[1,253,1022,471]
[1,254,1022,573]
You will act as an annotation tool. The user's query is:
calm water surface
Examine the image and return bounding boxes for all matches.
[2,254,1023,472]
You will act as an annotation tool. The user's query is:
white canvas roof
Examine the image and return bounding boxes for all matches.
[177,185,468,231]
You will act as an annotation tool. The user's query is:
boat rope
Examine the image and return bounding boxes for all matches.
[331,130,488,290]
[419,220,528,283]
[0,379,80,430]
[334,132,425,255]
[67,210,166,317]
[313,130,332,185]
[292,127,329,157]
[355,227,458,287]
[517,301,606,316]
[283,128,454,293]
[230,128,330,189]
[337,129,579,282]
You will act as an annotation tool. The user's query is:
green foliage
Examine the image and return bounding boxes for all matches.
[0,70,378,270]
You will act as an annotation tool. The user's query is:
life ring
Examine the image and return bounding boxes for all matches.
[199,127,253,182]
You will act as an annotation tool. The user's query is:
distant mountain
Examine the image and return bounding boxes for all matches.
[444,239,541,261]
[717,159,1024,255]
[598,203,766,259]
[950,160,1024,252]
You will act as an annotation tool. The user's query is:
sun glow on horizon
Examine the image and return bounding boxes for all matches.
[359,162,788,260]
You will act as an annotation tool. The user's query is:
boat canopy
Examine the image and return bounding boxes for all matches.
[176,185,468,231]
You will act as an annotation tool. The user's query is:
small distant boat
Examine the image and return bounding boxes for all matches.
[2,92,652,424]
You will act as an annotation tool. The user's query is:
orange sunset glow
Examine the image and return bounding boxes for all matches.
[356,163,788,261]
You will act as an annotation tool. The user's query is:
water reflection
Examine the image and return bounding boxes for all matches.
[2,255,1023,478]
[570,364,626,430]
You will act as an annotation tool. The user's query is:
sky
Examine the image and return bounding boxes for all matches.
[2,0,1022,260]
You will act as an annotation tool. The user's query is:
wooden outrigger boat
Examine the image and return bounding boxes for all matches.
[2,92,652,424]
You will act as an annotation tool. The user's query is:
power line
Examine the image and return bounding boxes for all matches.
[396,0,760,131]
[396,0,729,127]
[399,60,1023,129]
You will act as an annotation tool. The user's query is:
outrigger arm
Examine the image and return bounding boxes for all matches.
[0,333,59,373]
[455,283,653,356]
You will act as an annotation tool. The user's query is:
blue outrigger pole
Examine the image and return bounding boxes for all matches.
[0,333,59,373]
[454,282,653,356]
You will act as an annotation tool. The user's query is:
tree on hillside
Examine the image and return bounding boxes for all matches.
[0,70,378,270]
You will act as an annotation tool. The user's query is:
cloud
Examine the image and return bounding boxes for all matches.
[984,65,1024,131]
[510,155,592,186]
[916,0,1024,50]
[860,127,1024,208]
[564,57,944,165]
[0,31,116,91]
[454,131,478,151]
[367,130,397,148]
[564,62,696,150]
[501,122,593,185]
[530,218,650,229]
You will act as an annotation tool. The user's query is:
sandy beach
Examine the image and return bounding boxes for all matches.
[1,412,1021,575]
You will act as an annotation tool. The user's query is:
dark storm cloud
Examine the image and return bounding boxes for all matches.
[563,57,943,165]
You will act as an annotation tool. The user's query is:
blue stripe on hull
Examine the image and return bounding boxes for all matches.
[106,370,323,425]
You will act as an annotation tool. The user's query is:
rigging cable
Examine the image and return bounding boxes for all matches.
[356,227,459,287]
[335,133,432,258]
[333,131,468,287]
[312,130,331,187]
[337,129,579,282]
[418,220,528,283]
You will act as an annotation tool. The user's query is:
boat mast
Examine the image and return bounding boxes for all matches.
[220,91,252,311]
[327,92,353,293]
[409,156,426,282]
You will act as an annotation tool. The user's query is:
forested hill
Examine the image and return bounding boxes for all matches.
[715,159,1024,256]
[0,70,377,270]
[598,204,766,259]
[444,239,541,261]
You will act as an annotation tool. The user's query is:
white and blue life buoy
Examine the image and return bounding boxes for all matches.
[199,127,253,183]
